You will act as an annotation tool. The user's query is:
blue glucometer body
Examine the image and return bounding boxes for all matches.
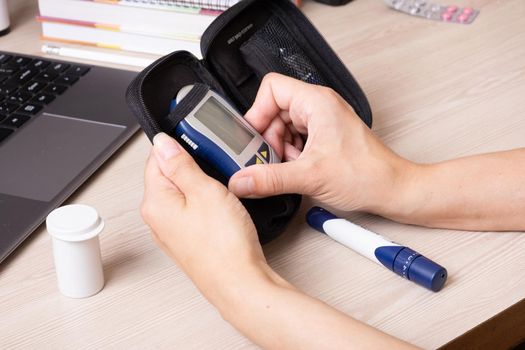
[170,85,279,179]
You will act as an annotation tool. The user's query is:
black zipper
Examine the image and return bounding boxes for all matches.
[127,51,181,124]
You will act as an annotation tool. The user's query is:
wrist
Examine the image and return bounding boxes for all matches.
[197,258,292,321]
[385,161,429,223]
[366,156,425,221]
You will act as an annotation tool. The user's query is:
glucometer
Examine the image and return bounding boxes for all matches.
[170,85,280,178]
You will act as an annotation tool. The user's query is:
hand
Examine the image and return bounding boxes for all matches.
[141,133,268,295]
[142,134,415,350]
[228,73,416,214]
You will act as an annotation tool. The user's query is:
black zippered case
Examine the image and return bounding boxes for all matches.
[314,0,354,5]
[126,0,372,244]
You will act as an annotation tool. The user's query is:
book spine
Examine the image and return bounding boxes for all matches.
[101,0,235,12]
[37,15,201,41]
[114,0,300,10]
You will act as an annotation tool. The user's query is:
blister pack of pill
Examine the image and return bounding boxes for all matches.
[385,0,479,24]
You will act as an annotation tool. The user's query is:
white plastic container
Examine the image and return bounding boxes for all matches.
[46,204,105,298]
[0,0,10,36]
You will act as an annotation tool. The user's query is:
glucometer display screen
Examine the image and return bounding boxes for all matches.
[195,97,254,155]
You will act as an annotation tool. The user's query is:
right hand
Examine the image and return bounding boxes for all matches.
[228,73,416,214]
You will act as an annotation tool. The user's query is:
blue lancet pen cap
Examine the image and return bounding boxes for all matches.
[306,207,336,233]
[375,246,447,292]
[407,255,447,292]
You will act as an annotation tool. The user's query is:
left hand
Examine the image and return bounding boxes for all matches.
[141,134,416,350]
[141,133,268,293]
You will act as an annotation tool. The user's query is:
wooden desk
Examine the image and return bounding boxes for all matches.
[1,0,524,348]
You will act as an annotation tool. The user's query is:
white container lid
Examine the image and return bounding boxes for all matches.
[46,204,104,242]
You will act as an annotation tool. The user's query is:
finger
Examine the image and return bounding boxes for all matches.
[142,153,186,230]
[228,160,313,198]
[261,116,286,158]
[286,123,303,147]
[293,133,304,151]
[283,143,302,162]
[144,152,173,191]
[152,133,211,195]
[244,73,314,133]
[144,151,185,205]
[278,111,292,125]
[283,127,293,144]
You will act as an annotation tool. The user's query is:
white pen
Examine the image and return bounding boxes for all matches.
[41,44,155,68]
[307,207,447,292]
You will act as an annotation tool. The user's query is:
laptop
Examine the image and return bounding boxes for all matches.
[0,51,139,263]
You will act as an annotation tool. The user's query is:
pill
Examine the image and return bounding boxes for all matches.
[409,5,420,14]
[457,14,469,22]
[441,12,452,20]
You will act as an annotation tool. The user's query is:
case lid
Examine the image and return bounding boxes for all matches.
[200,0,372,126]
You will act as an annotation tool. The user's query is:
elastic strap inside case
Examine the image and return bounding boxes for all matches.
[161,83,210,135]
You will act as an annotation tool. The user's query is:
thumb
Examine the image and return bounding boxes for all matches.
[229,160,313,198]
[152,133,208,194]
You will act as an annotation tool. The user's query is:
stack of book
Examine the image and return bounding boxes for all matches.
[37,0,235,59]
[37,0,301,66]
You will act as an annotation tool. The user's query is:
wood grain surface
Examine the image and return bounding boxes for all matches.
[1,0,524,349]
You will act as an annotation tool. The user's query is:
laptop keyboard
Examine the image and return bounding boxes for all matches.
[0,52,91,144]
